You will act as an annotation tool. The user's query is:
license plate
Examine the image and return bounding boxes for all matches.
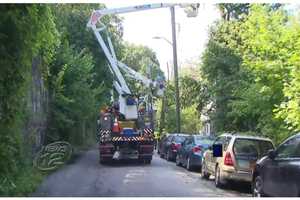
[238,160,249,168]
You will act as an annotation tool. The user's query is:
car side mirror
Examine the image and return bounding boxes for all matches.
[268,149,276,159]
[213,144,223,157]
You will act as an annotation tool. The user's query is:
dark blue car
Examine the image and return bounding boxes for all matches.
[176,135,215,171]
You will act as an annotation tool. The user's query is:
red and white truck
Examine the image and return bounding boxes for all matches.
[87,3,199,164]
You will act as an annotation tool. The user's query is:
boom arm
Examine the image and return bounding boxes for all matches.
[87,4,171,96]
[87,3,202,118]
[87,4,178,27]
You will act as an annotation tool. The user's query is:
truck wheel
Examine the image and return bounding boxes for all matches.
[99,157,110,165]
[160,151,164,158]
[144,159,152,164]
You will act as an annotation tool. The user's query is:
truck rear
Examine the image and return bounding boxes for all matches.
[97,105,154,164]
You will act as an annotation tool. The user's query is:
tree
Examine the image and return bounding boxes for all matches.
[200,4,300,143]
[217,3,250,21]
[51,4,123,103]
[273,12,300,134]
[0,5,59,195]
[119,42,164,94]
[201,20,244,132]
[238,5,294,141]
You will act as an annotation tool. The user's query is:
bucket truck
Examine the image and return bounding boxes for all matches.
[87,3,199,164]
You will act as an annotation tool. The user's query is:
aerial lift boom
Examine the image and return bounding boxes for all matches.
[87,3,199,163]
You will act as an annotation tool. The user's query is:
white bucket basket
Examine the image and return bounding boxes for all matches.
[181,3,200,18]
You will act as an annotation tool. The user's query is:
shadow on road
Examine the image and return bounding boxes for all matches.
[224,181,251,194]
[101,159,153,168]
[204,177,251,195]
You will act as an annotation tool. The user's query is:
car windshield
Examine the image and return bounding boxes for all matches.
[195,137,214,146]
[233,138,274,159]
[277,136,300,158]
[174,136,186,143]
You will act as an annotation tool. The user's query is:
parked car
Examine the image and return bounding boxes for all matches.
[201,133,274,188]
[176,135,214,171]
[159,133,188,161]
[252,133,300,197]
[157,134,169,155]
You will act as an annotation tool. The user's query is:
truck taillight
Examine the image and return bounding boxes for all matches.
[224,152,234,166]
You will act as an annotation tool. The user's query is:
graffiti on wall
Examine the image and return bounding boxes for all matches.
[34,141,72,171]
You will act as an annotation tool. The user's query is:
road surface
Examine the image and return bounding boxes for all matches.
[33,148,251,197]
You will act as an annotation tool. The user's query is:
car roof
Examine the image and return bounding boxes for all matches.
[294,132,300,138]
[218,133,273,142]
[193,135,215,139]
[280,132,300,145]
[168,133,189,137]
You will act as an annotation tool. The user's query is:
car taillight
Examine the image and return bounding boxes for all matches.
[224,152,234,166]
[175,143,181,149]
[192,146,202,153]
[171,143,181,151]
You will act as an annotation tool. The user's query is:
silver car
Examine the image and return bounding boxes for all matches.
[201,133,274,188]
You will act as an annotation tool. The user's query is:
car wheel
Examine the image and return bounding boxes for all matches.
[176,154,181,166]
[160,152,164,158]
[253,175,265,197]
[201,161,210,179]
[186,157,192,171]
[215,165,224,188]
[166,150,171,161]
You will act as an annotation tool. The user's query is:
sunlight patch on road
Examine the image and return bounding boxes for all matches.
[123,169,146,184]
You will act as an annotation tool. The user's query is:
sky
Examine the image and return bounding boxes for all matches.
[102,1,220,76]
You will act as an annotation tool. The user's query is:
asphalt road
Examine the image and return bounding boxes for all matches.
[33,148,251,197]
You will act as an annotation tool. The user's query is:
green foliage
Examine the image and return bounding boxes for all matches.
[237,5,297,142]
[201,20,244,132]
[119,42,164,95]
[200,4,300,143]
[181,105,202,133]
[47,42,100,144]
[0,167,44,196]
[0,5,58,196]
[218,3,250,21]
[120,42,163,78]
[157,75,203,134]
[274,14,300,134]
[51,4,122,102]
[180,73,208,112]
